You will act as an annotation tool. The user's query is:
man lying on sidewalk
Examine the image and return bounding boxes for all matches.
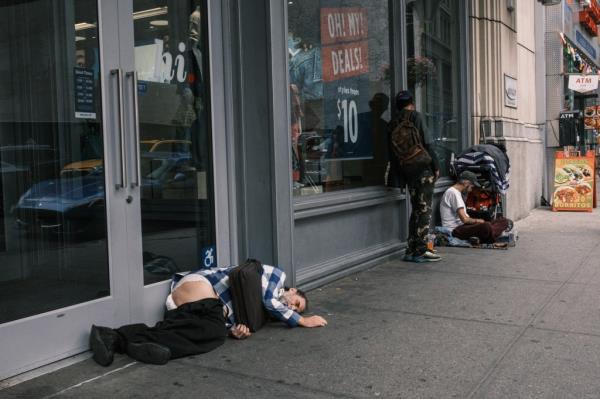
[440,171,512,245]
[89,262,327,366]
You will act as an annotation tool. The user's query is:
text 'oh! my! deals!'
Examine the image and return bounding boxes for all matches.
[320,8,369,82]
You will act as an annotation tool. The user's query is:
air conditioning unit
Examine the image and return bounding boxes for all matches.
[537,0,563,5]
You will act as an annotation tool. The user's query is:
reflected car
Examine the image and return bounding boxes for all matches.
[60,159,103,178]
[140,139,192,155]
[13,153,198,236]
[14,167,105,236]
[140,153,196,200]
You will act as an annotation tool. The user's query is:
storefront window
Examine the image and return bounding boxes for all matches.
[406,0,464,177]
[288,0,392,196]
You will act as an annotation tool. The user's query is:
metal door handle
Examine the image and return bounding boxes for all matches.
[126,71,141,188]
[111,69,127,189]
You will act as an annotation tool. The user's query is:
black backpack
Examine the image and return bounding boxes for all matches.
[390,112,432,176]
[228,258,269,332]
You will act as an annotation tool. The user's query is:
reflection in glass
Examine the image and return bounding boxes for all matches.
[133,1,215,284]
[406,0,463,176]
[0,1,109,324]
[288,0,392,196]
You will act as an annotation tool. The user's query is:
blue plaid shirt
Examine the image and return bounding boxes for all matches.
[171,265,301,328]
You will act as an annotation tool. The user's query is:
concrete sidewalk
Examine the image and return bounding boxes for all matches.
[3,207,600,399]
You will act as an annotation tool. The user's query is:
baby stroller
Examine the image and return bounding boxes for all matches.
[450,143,510,221]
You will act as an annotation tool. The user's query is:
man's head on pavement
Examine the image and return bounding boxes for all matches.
[457,171,481,193]
[281,288,308,313]
[395,90,414,111]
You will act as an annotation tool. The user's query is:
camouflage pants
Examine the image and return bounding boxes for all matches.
[407,171,435,256]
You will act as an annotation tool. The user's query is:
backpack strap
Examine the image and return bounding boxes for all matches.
[401,111,422,147]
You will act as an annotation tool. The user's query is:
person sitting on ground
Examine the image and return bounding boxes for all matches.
[440,171,512,245]
[89,263,327,366]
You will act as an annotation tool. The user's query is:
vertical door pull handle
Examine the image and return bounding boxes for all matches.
[126,71,141,188]
[111,69,127,189]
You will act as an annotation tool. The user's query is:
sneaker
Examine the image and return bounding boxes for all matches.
[126,342,171,365]
[423,251,441,260]
[412,254,442,263]
[468,237,481,246]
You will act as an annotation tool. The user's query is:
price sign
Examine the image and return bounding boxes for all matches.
[323,79,371,160]
[321,7,372,160]
[337,97,358,144]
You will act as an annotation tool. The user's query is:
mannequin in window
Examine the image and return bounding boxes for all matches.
[289,39,323,101]
[188,5,208,170]
[189,5,203,93]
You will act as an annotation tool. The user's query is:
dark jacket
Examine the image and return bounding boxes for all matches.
[386,109,440,187]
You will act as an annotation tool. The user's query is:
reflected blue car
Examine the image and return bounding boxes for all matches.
[14,169,105,236]
[14,153,197,236]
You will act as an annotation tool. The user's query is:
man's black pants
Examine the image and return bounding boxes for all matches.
[116,298,227,359]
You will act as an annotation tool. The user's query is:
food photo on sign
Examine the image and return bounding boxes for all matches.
[552,152,595,211]
[583,105,600,129]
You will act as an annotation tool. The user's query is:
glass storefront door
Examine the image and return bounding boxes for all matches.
[0,0,218,380]
[114,0,217,323]
[131,0,216,287]
[0,0,132,380]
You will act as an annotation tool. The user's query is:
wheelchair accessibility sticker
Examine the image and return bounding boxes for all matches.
[201,246,216,268]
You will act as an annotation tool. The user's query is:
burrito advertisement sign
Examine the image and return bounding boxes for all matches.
[583,104,600,130]
[552,151,595,212]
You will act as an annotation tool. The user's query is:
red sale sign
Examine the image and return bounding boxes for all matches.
[320,8,369,82]
[321,41,369,82]
[320,8,368,45]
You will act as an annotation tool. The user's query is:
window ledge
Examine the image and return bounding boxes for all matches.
[294,186,405,220]
[292,178,454,220]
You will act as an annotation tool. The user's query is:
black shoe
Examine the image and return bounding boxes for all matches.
[90,325,121,367]
[126,342,171,365]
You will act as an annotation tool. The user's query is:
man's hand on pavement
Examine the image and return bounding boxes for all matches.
[299,315,328,328]
[230,324,252,339]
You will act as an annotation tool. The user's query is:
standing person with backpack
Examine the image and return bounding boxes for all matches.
[387,90,441,263]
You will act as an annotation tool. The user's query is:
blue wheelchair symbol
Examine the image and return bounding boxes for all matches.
[202,246,215,268]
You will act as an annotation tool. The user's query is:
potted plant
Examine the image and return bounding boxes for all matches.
[407,56,437,86]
